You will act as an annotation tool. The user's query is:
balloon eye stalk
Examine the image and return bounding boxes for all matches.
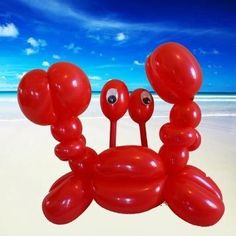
[129,89,154,147]
[100,81,129,148]
[108,95,117,104]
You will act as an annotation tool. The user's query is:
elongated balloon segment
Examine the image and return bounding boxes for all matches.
[18,62,92,124]
[128,89,154,147]
[17,69,56,125]
[100,80,129,148]
[47,62,91,119]
[146,42,202,104]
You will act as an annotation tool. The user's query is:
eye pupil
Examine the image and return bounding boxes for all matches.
[108,95,117,104]
[143,97,151,105]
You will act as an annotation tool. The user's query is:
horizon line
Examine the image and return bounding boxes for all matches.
[1,90,236,95]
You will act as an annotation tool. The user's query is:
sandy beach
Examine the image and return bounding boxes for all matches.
[0,95,236,236]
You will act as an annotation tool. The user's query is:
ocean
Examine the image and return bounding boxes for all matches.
[1,91,236,121]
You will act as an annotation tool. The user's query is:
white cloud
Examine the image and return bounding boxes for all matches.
[212,49,219,55]
[88,34,101,41]
[89,75,102,81]
[52,54,60,59]
[0,23,19,38]
[18,0,225,36]
[27,37,47,47]
[93,64,130,69]
[25,37,47,55]
[197,48,206,55]
[115,32,126,41]
[16,72,26,79]
[27,37,39,47]
[134,60,144,66]
[42,61,50,67]
[25,48,37,55]
[194,48,220,55]
[207,64,222,70]
[38,39,47,47]
[64,43,82,53]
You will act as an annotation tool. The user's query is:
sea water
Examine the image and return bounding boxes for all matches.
[1,91,236,121]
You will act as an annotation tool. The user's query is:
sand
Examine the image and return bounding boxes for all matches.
[0,95,236,236]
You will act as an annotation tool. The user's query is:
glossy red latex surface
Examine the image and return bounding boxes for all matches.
[93,146,166,213]
[54,139,85,161]
[48,62,91,118]
[128,89,154,124]
[80,135,86,145]
[170,101,201,128]
[165,166,224,226]
[18,62,91,124]
[42,173,93,224]
[49,172,73,191]
[94,178,166,214]
[159,145,189,174]
[69,147,97,176]
[18,69,55,125]
[189,129,201,151]
[100,80,129,121]
[95,146,165,180]
[159,123,196,147]
[146,56,179,103]
[51,117,82,142]
[146,42,202,103]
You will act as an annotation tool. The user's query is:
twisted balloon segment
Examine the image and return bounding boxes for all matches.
[146,43,224,226]
[17,42,224,226]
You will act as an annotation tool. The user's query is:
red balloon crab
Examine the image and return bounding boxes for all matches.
[18,42,224,226]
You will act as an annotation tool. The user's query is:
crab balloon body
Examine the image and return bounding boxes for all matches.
[18,42,224,226]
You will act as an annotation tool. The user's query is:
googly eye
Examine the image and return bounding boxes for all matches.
[100,80,129,121]
[141,91,152,105]
[128,89,154,124]
[106,88,118,105]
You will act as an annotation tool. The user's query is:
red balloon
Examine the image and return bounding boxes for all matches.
[159,145,189,174]
[95,146,165,180]
[80,135,86,145]
[54,138,85,161]
[165,165,224,226]
[146,56,179,103]
[170,101,201,128]
[51,117,82,142]
[175,166,223,199]
[189,129,201,151]
[18,69,55,125]
[49,172,73,192]
[128,89,154,124]
[69,147,97,176]
[159,123,196,147]
[94,178,165,214]
[48,62,91,118]
[42,173,93,224]
[146,42,202,103]
[93,146,166,213]
[100,80,129,122]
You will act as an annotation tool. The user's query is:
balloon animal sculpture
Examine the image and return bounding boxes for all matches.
[18,42,224,226]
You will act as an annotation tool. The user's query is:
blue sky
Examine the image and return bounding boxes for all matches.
[0,0,235,92]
